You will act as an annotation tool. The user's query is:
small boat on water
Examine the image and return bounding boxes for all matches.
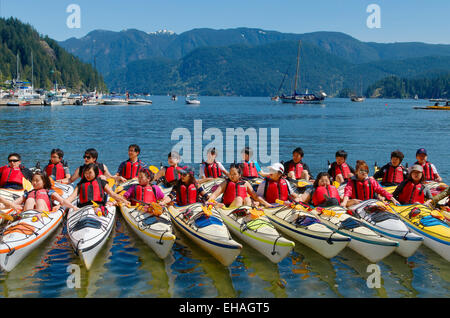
[103,98,127,105]
[185,94,200,105]
[127,99,152,105]
[171,95,177,101]
[350,95,365,102]
[7,100,31,106]
[279,41,326,105]
[414,100,450,110]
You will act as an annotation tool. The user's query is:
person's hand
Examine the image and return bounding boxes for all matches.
[390,198,400,206]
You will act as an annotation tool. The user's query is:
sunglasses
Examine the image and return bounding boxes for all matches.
[83,155,92,159]
[8,159,20,163]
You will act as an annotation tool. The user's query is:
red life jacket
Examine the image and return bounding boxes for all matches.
[27,189,52,210]
[382,164,405,184]
[332,163,352,180]
[45,162,66,180]
[398,181,425,204]
[165,166,181,183]
[242,161,258,178]
[78,178,105,206]
[222,180,247,206]
[416,161,435,181]
[312,185,341,206]
[263,177,289,204]
[120,160,142,179]
[350,177,375,200]
[204,161,222,178]
[79,163,105,178]
[176,183,197,206]
[0,166,24,187]
[132,185,156,205]
[287,161,304,179]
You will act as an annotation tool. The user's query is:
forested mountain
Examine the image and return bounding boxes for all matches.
[0,18,106,92]
[105,40,450,97]
[365,73,449,99]
[60,27,450,77]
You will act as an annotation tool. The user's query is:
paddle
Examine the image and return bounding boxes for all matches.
[0,211,14,222]
[249,207,264,219]
[127,200,163,216]
[201,204,213,217]
[148,165,159,174]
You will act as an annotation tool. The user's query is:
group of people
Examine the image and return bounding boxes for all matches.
[0,144,448,217]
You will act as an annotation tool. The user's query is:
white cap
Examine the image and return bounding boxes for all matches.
[267,162,284,174]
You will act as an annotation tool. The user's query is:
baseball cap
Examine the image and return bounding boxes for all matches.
[267,163,284,174]
[179,166,194,176]
[416,148,427,155]
[411,164,423,173]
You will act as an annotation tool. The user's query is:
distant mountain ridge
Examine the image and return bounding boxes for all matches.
[104,41,450,97]
[59,27,450,76]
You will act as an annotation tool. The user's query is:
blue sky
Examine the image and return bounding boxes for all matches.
[1,0,449,43]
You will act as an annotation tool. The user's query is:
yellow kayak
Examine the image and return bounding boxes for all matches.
[389,203,450,261]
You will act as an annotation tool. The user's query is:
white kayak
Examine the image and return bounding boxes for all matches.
[0,188,26,224]
[349,199,424,258]
[167,203,242,266]
[115,179,176,258]
[119,203,176,259]
[0,183,74,272]
[312,205,399,262]
[67,203,116,270]
[214,205,295,263]
[264,205,350,259]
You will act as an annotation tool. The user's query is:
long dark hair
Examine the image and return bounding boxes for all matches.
[314,172,332,188]
[32,171,53,190]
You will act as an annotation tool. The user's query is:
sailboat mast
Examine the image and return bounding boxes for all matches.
[16,52,19,81]
[31,51,34,91]
[294,41,301,95]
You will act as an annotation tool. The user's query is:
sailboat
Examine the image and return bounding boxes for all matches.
[350,76,365,102]
[279,41,326,104]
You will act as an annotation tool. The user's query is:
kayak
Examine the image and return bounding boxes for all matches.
[118,197,175,259]
[0,183,74,272]
[312,205,399,262]
[286,178,313,194]
[214,205,295,263]
[167,203,242,266]
[0,188,26,224]
[264,204,350,259]
[348,200,424,257]
[67,203,116,270]
[115,179,176,258]
[199,177,225,195]
[389,203,450,261]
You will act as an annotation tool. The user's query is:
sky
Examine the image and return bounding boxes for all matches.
[1,0,449,44]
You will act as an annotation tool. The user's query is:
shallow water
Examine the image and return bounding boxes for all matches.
[0,96,449,298]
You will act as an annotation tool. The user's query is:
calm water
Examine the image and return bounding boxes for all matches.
[0,96,449,298]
